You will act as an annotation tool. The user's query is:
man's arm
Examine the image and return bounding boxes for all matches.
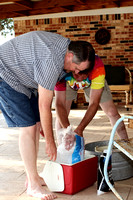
[38,85,57,161]
[74,87,103,136]
[55,90,77,150]
[55,90,70,128]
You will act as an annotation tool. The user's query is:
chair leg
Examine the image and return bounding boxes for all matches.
[125,91,129,105]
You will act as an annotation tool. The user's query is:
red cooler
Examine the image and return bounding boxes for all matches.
[41,155,98,195]
[61,156,98,194]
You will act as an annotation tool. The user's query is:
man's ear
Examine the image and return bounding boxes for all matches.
[67,52,74,62]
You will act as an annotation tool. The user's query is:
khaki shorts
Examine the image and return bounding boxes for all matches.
[66,80,112,103]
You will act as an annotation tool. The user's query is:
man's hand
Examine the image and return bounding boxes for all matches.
[63,133,76,150]
[74,128,83,137]
[45,140,57,161]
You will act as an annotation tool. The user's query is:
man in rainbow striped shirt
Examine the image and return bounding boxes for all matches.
[55,55,128,141]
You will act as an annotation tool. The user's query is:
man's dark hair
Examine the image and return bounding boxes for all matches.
[68,40,95,73]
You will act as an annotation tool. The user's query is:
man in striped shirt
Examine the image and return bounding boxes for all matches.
[0,31,95,199]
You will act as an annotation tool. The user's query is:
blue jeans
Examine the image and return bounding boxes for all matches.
[0,77,40,127]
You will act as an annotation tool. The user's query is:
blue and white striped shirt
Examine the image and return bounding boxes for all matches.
[0,31,70,98]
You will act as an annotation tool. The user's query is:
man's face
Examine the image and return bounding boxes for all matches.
[72,72,88,81]
[64,52,89,74]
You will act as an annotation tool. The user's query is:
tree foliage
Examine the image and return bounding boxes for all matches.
[0,18,14,36]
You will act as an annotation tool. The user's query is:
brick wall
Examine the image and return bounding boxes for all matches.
[14,13,133,105]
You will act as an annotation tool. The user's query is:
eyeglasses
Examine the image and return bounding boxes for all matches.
[78,68,91,75]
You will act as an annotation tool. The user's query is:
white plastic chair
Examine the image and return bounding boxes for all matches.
[104,115,133,200]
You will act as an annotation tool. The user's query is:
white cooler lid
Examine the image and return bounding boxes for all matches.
[41,161,64,192]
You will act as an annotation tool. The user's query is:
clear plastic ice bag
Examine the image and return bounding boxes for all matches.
[56,126,84,164]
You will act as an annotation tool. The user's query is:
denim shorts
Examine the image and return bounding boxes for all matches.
[0,77,40,127]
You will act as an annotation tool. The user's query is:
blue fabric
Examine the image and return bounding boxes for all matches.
[0,77,40,127]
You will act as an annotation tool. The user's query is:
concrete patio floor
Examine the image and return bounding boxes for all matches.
[0,106,133,200]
